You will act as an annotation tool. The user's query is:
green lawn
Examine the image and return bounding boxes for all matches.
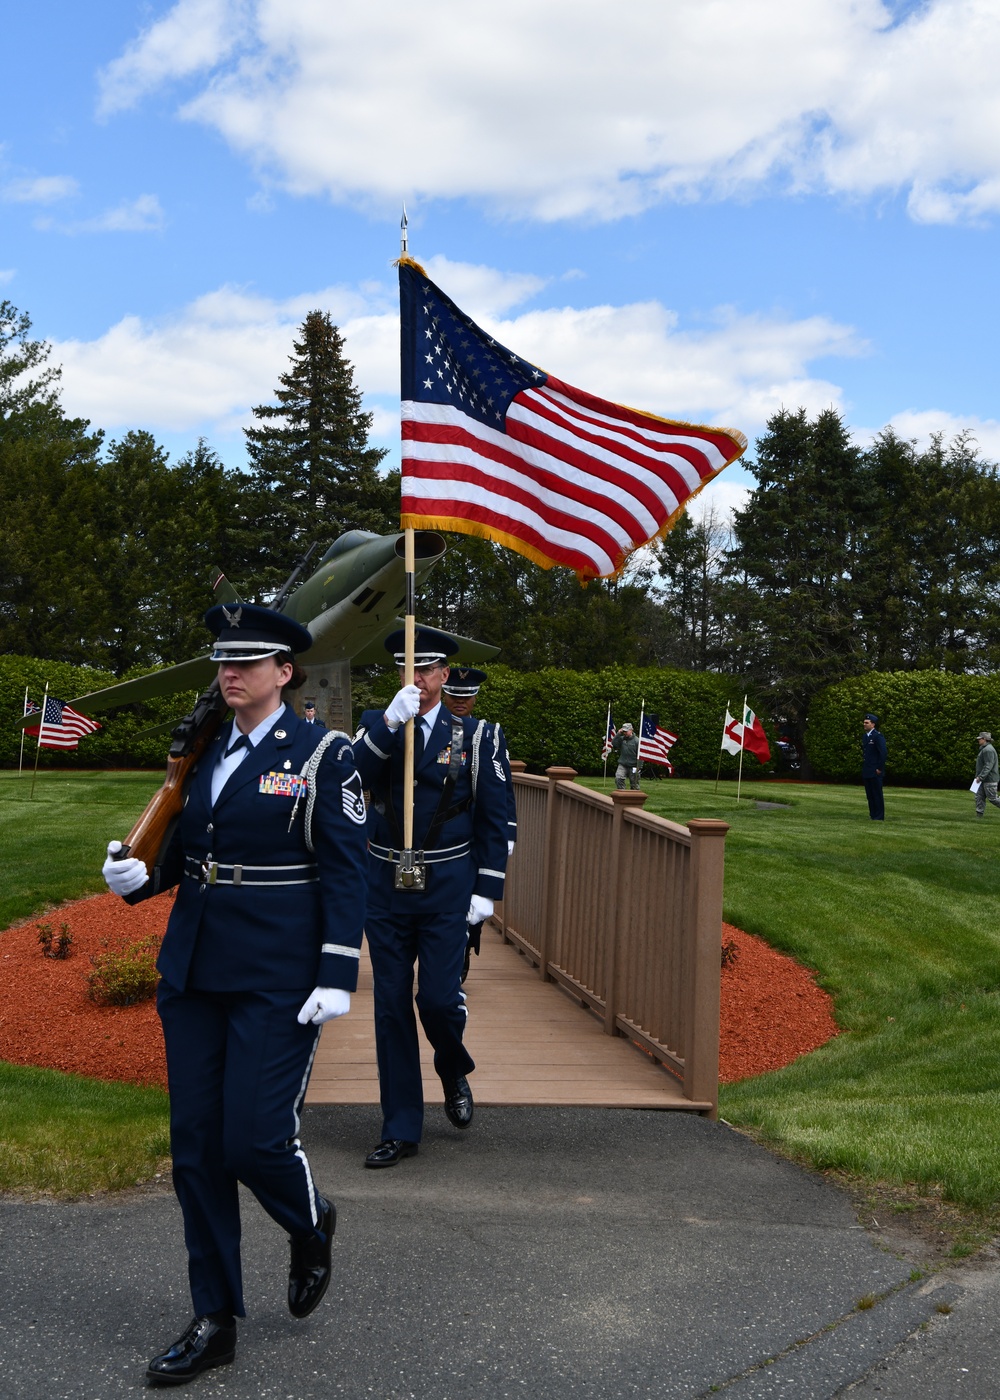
[5,769,1000,1208]
[1,770,169,1194]
[585,775,1000,1211]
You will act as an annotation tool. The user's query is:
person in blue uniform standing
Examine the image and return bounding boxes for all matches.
[441,666,517,982]
[101,604,368,1386]
[302,700,327,729]
[862,712,888,820]
[353,628,510,1168]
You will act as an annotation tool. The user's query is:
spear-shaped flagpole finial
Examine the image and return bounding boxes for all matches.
[400,203,408,256]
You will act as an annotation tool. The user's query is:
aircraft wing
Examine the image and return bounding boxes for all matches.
[350,623,501,668]
[15,654,217,726]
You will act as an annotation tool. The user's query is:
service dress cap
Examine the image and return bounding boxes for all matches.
[442,666,487,697]
[205,602,312,662]
[384,625,458,669]
[864,712,880,725]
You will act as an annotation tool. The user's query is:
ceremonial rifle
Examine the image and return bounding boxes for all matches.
[112,681,228,871]
[111,546,317,872]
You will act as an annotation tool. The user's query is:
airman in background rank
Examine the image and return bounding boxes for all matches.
[353,628,510,1168]
[442,665,516,982]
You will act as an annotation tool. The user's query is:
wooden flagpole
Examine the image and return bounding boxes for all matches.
[30,682,49,800]
[714,699,728,794]
[398,205,419,882]
[19,686,29,776]
[736,693,747,805]
[602,700,612,789]
[636,698,645,789]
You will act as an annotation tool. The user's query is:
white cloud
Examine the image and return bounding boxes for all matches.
[0,269,14,285]
[3,175,79,204]
[98,0,1000,224]
[39,194,166,235]
[50,256,864,448]
[858,408,1000,460]
[98,0,249,116]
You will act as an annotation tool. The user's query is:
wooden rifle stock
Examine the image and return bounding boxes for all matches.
[114,681,228,870]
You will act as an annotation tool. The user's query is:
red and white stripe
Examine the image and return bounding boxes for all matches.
[37,703,101,750]
[402,374,746,581]
[639,725,678,767]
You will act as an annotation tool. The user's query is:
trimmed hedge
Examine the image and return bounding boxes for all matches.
[364,663,774,777]
[807,671,1000,785]
[1,655,197,769]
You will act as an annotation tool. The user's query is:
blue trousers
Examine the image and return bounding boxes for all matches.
[365,906,474,1142]
[157,982,324,1318]
[864,774,884,820]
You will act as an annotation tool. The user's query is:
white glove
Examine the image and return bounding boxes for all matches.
[507,841,515,856]
[383,685,421,732]
[102,841,149,897]
[297,987,351,1025]
[467,895,494,926]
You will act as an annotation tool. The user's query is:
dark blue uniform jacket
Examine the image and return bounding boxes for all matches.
[128,710,368,994]
[862,728,888,777]
[354,707,509,914]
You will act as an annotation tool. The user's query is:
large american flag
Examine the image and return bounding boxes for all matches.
[26,697,101,751]
[639,714,678,770]
[398,260,747,581]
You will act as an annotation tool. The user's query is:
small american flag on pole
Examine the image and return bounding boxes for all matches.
[27,697,101,751]
[601,712,616,761]
[639,714,678,771]
[398,259,747,581]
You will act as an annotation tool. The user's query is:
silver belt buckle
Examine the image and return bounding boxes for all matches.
[200,859,218,885]
[394,849,426,891]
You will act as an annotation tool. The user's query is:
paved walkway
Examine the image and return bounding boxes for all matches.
[0,1106,979,1400]
[307,925,699,1110]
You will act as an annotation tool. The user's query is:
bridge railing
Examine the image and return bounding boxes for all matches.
[496,765,728,1116]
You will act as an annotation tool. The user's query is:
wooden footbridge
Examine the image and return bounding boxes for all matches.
[307,768,728,1117]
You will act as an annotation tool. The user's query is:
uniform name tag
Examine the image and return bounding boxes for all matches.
[260,771,307,797]
[436,746,466,765]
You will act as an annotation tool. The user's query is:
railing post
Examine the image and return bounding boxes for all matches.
[684,818,729,1117]
[496,760,527,942]
[604,790,648,1034]
[538,766,577,982]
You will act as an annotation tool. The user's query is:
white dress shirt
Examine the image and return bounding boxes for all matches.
[210,703,286,807]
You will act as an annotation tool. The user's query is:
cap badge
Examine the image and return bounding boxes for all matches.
[222,604,243,628]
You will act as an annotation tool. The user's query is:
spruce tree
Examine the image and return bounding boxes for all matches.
[245,312,396,588]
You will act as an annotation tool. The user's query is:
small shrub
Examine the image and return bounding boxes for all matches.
[856,1294,876,1311]
[37,921,73,959]
[86,937,160,1007]
[721,939,740,969]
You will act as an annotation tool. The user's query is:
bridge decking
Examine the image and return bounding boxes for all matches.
[306,923,702,1110]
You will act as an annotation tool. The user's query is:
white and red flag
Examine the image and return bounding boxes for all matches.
[721,703,770,764]
[398,259,747,582]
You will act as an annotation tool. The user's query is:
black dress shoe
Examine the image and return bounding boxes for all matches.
[146,1315,236,1386]
[442,1076,474,1129]
[288,1196,336,1319]
[364,1138,419,1168]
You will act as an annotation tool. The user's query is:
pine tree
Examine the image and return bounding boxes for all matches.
[245,312,396,589]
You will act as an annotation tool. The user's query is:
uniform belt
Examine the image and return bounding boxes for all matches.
[368,840,471,866]
[184,856,319,887]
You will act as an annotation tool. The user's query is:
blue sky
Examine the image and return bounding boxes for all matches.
[3,0,1000,517]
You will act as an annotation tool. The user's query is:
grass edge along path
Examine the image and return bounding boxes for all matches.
[1,771,169,1195]
[614,776,1000,1219]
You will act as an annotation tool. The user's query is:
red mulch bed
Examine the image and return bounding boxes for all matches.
[0,896,837,1090]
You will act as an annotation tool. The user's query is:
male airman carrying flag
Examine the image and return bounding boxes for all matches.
[397,259,747,582]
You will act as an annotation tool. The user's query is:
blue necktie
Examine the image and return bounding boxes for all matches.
[225,732,250,759]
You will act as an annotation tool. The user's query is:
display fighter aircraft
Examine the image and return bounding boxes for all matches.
[23,528,498,722]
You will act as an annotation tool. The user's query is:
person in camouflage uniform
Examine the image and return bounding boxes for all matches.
[612,723,641,790]
[974,731,1000,817]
